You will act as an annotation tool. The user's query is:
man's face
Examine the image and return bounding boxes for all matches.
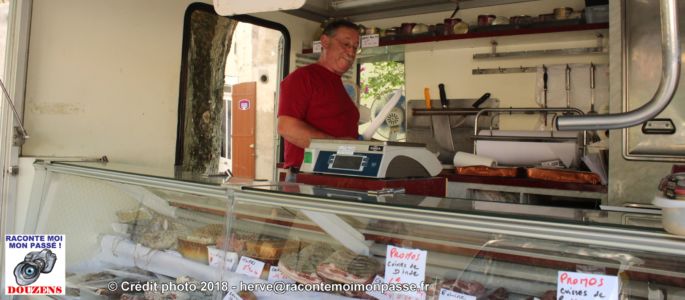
[322,27,360,75]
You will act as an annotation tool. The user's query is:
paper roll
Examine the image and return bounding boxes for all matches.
[99,235,222,281]
[362,89,402,140]
[453,151,497,167]
[475,130,579,167]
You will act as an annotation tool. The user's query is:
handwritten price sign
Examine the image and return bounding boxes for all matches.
[439,289,476,300]
[556,271,618,300]
[267,266,295,283]
[236,256,265,278]
[207,246,239,271]
[384,245,427,298]
[223,290,242,300]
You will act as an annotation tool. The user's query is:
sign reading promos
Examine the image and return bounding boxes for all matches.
[557,271,619,300]
[4,234,66,295]
[384,245,427,298]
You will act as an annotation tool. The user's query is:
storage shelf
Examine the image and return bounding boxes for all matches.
[302,23,608,54]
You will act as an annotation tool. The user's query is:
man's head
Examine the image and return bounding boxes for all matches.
[319,19,360,75]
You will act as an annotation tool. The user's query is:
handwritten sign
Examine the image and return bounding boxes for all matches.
[222,290,242,300]
[313,41,322,53]
[439,289,476,300]
[207,246,239,271]
[361,34,380,48]
[268,266,295,283]
[389,292,425,300]
[384,245,427,297]
[236,256,265,278]
[557,271,619,300]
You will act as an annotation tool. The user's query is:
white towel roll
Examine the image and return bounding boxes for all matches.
[453,151,497,167]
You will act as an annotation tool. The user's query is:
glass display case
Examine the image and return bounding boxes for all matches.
[14,161,685,299]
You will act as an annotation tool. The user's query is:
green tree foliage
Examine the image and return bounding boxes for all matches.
[360,61,405,107]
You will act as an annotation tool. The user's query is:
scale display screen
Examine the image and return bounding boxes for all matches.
[330,155,364,171]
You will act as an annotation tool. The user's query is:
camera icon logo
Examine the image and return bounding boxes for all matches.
[13,249,57,286]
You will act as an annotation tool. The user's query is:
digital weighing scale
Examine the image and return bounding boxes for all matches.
[300,139,442,178]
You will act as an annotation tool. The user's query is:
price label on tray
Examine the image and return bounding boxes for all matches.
[366,275,390,300]
[556,271,619,300]
[384,245,427,297]
[267,266,295,283]
[236,256,265,278]
[223,290,242,300]
[439,288,477,300]
[207,246,239,271]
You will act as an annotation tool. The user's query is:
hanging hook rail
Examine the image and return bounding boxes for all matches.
[473,34,607,59]
[472,66,537,75]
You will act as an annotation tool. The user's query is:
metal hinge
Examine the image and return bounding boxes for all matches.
[7,165,19,175]
[13,126,26,146]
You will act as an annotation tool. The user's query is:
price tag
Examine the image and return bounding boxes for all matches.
[361,34,380,48]
[557,271,619,300]
[313,41,322,53]
[267,266,295,283]
[337,145,355,155]
[365,275,390,300]
[236,256,265,278]
[384,245,427,297]
[439,289,476,300]
[207,246,239,271]
[223,290,242,300]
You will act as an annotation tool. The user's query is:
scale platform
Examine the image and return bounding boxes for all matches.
[300,139,442,179]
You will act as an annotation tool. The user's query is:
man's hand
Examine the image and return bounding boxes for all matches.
[278,116,333,148]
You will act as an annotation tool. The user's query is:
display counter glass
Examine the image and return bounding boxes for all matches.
[10,161,685,299]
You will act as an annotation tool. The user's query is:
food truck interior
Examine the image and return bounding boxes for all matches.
[0,0,684,299]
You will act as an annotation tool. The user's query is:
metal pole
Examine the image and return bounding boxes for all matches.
[556,0,680,130]
[0,78,28,139]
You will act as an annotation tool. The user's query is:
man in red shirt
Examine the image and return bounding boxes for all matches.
[277,20,361,179]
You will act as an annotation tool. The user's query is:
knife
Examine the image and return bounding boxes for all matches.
[438,83,448,109]
[424,87,432,110]
[543,64,548,126]
[471,92,491,108]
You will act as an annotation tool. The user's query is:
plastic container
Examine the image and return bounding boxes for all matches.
[585,5,609,24]
[653,195,685,235]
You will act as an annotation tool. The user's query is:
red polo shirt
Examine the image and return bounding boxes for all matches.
[278,64,360,168]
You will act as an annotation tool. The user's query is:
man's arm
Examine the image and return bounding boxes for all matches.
[278,115,333,149]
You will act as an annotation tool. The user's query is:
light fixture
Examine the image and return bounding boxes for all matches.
[331,0,396,10]
[213,0,305,16]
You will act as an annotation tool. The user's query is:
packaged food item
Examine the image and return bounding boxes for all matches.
[243,238,300,264]
[130,216,189,250]
[278,242,336,284]
[316,249,380,285]
[178,224,224,263]
[456,165,521,177]
[316,249,381,297]
[487,287,509,300]
[238,290,258,300]
[116,207,153,224]
[526,168,601,184]
[440,279,486,297]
